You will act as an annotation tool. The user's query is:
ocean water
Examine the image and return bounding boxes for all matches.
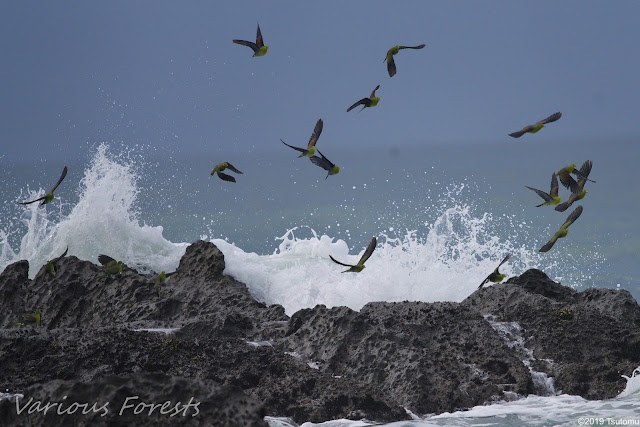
[1,140,639,424]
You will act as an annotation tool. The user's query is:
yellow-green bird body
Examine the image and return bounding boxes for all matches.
[154,270,175,287]
[97,254,123,278]
[309,149,340,179]
[281,119,323,158]
[384,44,426,77]
[347,85,380,112]
[330,237,377,273]
[509,112,562,138]
[478,254,510,289]
[525,173,561,207]
[13,310,41,327]
[555,161,592,212]
[233,24,268,57]
[539,205,583,252]
[18,166,68,206]
[43,246,69,278]
[211,162,243,183]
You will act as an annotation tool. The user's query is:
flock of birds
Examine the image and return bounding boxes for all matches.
[11,23,597,326]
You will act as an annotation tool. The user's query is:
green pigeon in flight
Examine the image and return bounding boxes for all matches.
[508,112,562,138]
[555,161,592,212]
[557,160,596,191]
[309,149,340,179]
[211,162,243,183]
[13,310,41,327]
[281,118,323,158]
[18,166,68,206]
[384,44,426,77]
[539,205,583,253]
[478,254,510,289]
[329,237,377,273]
[347,85,381,112]
[233,23,269,57]
[525,173,561,207]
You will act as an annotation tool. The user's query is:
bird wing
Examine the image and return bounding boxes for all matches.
[550,173,559,198]
[233,39,259,54]
[49,166,68,193]
[398,44,426,50]
[554,201,571,212]
[256,24,264,47]
[329,255,355,268]
[217,172,237,182]
[508,125,532,138]
[357,237,377,266]
[478,276,490,289]
[576,160,592,188]
[558,172,580,193]
[525,186,553,203]
[497,254,510,269]
[18,196,47,205]
[537,112,562,125]
[539,233,559,253]
[281,139,307,154]
[225,162,243,174]
[369,85,380,98]
[51,246,69,264]
[165,271,176,277]
[309,154,331,171]
[22,312,38,323]
[386,56,397,77]
[98,254,116,266]
[347,98,370,112]
[560,205,583,229]
[307,119,323,149]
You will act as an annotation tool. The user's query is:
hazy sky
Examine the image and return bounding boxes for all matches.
[1,1,639,162]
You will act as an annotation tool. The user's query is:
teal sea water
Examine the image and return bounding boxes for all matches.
[0,139,638,425]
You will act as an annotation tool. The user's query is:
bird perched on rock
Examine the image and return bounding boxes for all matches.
[18,166,68,206]
[154,270,175,297]
[478,254,510,289]
[281,119,323,158]
[384,44,426,77]
[233,23,269,57]
[330,237,377,273]
[309,149,340,179]
[508,112,562,138]
[557,160,596,192]
[211,162,243,183]
[13,311,41,327]
[539,205,583,252]
[555,161,592,212]
[97,254,123,278]
[41,246,69,278]
[347,85,380,112]
[525,173,561,207]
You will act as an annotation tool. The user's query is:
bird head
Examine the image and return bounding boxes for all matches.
[34,311,41,325]
[559,229,569,238]
[253,45,269,56]
[308,146,316,157]
[332,165,340,175]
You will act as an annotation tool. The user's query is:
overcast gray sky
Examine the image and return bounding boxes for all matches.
[1,1,639,163]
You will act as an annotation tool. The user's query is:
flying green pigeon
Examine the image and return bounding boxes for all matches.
[525,173,561,207]
[555,161,592,212]
[18,166,68,206]
[384,44,426,77]
[329,237,377,273]
[42,246,69,278]
[97,254,123,278]
[539,205,583,253]
[211,162,243,183]
[309,149,340,179]
[508,112,562,138]
[478,254,510,289]
[280,118,323,158]
[13,310,41,327]
[557,160,596,191]
[233,24,269,57]
[347,85,380,112]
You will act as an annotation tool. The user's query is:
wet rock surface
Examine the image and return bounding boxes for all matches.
[1,243,638,425]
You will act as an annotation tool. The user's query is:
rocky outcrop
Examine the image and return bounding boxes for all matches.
[0,243,639,426]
